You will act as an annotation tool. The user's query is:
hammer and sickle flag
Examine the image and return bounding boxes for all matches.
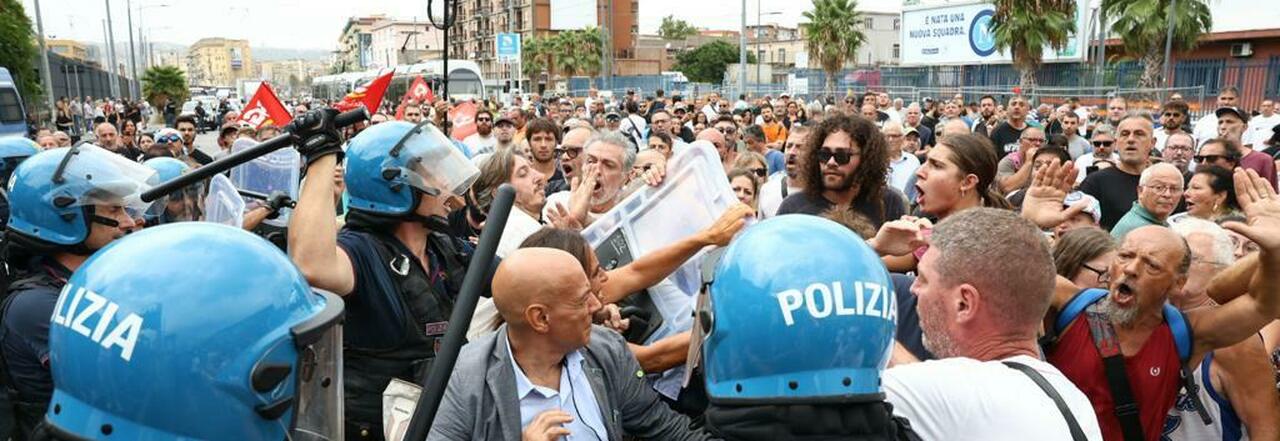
[237,82,292,129]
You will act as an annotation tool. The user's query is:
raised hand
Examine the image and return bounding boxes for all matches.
[566,163,601,225]
[1021,159,1083,229]
[1222,168,1280,252]
[871,216,933,257]
[698,203,754,247]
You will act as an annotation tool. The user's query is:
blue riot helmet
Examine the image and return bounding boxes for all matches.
[45,223,345,440]
[0,137,39,187]
[6,144,157,251]
[344,120,478,225]
[702,215,897,403]
[142,157,204,225]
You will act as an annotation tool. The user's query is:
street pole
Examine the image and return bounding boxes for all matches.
[756,0,760,90]
[739,0,747,99]
[1161,0,1177,92]
[126,0,139,99]
[33,0,57,123]
[104,0,121,98]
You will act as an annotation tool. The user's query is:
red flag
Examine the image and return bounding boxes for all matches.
[448,101,478,141]
[405,75,435,104]
[335,70,394,114]
[238,82,292,128]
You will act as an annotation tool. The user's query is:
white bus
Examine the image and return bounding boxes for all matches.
[311,60,486,104]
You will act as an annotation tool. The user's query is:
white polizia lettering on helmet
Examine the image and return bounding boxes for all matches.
[776,281,897,326]
[50,285,144,362]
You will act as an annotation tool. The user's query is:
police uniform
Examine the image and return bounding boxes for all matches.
[0,258,70,437]
[336,222,481,439]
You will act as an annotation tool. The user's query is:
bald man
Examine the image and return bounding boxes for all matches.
[698,127,734,174]
[429,248,709,441]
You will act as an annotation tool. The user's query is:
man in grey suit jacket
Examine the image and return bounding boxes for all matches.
[427,248,709,441]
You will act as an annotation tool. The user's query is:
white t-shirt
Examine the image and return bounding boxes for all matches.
[1194,114,1219,148]
[888,152,921,194]
[884,355,1103,441]
[757,173,801,219]
[463,132,497,156]
[1246,113,1280,148]
[541,191,604,226]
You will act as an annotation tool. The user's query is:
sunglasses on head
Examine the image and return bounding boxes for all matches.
[815,148,857,165]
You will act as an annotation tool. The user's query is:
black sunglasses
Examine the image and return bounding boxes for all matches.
[1194,154,1227,163]
[750,167,767,178]
[1092,140,1114,147]
[815,148,857,165]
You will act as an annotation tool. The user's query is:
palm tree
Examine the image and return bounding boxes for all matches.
[522,35,555,88]
[556,28,604,79]
[801,0,867,100]
[142,65,188,109]
[990,0,1077,91]
[1104,0,1211,89]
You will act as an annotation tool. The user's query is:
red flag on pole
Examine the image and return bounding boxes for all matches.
[335,70,394,114]
[448,101,478,141]
[405,75,435,103]
[237,82,292,128]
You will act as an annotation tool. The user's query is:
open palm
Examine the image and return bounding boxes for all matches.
[1224,168,1280,252]
[1020,160,1080,229]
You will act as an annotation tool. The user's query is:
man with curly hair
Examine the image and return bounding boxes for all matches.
[776,114,907,228]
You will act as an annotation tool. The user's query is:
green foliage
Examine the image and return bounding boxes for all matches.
[523,28,605,81]
[0,0,43,105]
[658,15,699,40]
[673,40,755,84]
[801,0,867,97]
[989,0,1077,89]
[1103,0,1211,87]
[142,65,188,109]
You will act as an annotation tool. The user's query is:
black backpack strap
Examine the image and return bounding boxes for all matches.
[1084,303,1146,441]
[1003,361,1087,441]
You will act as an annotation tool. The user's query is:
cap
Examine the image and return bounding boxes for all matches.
[904,126,919,137]
[672,103,688,112]
[1215,106,1250,123]
[1064,191,1101,224]
[219,124,239,137]
[494,115,516,126]
[605,111,621,120]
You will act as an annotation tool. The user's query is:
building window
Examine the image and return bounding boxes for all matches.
[892,44,900,59]
[778,48,786,63]
[758,49,765,63]
[863,17,874,29]
[894,18,900,30]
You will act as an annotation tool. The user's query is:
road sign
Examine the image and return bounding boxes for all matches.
[496,33,521,63]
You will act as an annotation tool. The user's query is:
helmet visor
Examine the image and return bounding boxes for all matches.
[290,290,344,441]
[392,122,478,198]
[143,181,205,225]
[53,144,159,215]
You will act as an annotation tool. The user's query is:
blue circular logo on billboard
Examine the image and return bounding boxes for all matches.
[969,9,996,57]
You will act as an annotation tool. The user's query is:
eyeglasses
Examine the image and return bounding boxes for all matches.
[1092,140,1114,147]
[1022,137,1046,144]
[555,146,583,160]
[1164,144,1194,153]
[815,148,859,165]
[476,118,492,123]
[750,167,767,178]
[716,126,737,135]
[1194,154,1226,163]
[1142,184,1182,195]
[1079,263,1108,288]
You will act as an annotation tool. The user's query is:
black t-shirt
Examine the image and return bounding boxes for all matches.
[987,121,1027,160]
[1078,166,1141,231]
[892,273,933,361]
[189,148,214,166]
[775,187,909,229]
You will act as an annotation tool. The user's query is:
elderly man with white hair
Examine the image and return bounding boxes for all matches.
[1111,162,1185,239]
[1165,217,1280,440]
[883,121,919,193]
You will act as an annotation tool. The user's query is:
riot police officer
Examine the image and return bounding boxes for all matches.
[39,223,344,441]
[287,111,482,439]
[0,144,152,439]
[141,157,203,225]
[698,215,920,441]
[0,138,39,230]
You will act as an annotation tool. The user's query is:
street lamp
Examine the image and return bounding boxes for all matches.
[755,6,783,92]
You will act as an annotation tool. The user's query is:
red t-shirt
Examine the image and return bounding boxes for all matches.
[1239,150,1278,191]
[1047,316,1182,441]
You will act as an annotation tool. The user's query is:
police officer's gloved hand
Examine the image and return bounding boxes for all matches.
[286,108,344,165]
[264,191,294,220]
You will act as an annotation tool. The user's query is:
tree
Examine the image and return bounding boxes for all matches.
[658,15,699,40]
[674,40,755,84]
[1104,0,1211,89]
[0,0,43,108]
[142,65,188,109]
[522,35,554,85]
[801,0,867,99]
[555,28,604,79]
[990,0,1077,91]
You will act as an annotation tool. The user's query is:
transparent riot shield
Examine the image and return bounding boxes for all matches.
[204,174,246,228]
[230,138,301,227]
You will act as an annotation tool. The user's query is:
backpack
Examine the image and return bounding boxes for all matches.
[1045,288,1210,441]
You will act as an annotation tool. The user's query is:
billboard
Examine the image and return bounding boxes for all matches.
[549,0,598,30]
[900,1,1090,66]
